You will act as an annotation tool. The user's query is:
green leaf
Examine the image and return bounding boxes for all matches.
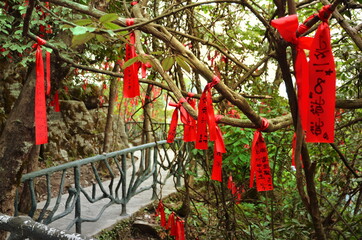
[74,18,93,26]
[122,56,139,69]
[71,26,96,35]
[96,34,107,42]
[99,13,119,23]
[71,32,95,47]
[162,56,175,71]
[103,22,121,30]
[175,56,191,72]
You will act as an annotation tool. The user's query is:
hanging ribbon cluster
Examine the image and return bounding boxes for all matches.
[123,18,140,98]
[34,37,49,145]
[249,118,273,192]
[271,5,336,143]
[156,201,185,240]
[211,115,226,182]
[167,93,197,143]
[195,76,220,150]
[37,2,52,38]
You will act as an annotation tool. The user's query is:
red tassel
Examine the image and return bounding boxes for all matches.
[195,76,220,149]
[156,201,166,228]
[34,37,48,145]
[306,21,336,143]
[250,118,273,192]
[166,212,177,236]
[123,18,139,98]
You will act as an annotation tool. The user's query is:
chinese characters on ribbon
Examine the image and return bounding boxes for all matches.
[307,20,335,143]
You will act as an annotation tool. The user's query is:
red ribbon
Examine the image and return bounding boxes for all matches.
[166,212,177,237]
[176,218,185,240]
[123,18,139,98]
[34,37,48,145]
[271,15,313,130]
[306,17,335,143]
[195,76,220,149]
[227,175,243,203]
[180,92,196,142]
[211,115,226,182]
[249,118,273,192]
[167,98,186,143]
[156,201,166,228]
[141,61,152,78]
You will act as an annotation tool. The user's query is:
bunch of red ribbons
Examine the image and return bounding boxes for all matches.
[271,5,336,143]
[156,201,185,240]
[228,176,244,204]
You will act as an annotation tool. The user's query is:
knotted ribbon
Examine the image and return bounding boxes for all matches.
[156,201,166,228]
[271,15,313,130]
[249,118,273,192]
[123,18,140,98]
[211,115,226,182]
[180,92,197,142]
[167,97,186,143]
[195,76,220,149]
[34,37,48,145]
[306,5,335,143]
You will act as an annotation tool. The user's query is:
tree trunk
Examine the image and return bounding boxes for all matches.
[0,66,36,240]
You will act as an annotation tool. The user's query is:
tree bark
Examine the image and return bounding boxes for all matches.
[0,66,36,240]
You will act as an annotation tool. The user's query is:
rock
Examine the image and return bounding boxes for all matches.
[131,220,161,239]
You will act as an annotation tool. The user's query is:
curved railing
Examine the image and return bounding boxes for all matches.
[14,139,188,235]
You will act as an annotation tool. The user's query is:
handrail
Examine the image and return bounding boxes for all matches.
[14,139,188,236]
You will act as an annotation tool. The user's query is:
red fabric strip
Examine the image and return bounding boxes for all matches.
[46,51,51,96]
[249,118,273,192]
[306,21,336,143]
[195,76,220,149]
[53,90,60,112]
[180,97,196,142]
[123,19,139,98]
[156,201,166,228]
[34,37,48,145]
[176,219,185,240]
[167,102,179,143]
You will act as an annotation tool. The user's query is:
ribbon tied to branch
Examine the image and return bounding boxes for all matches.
[33,37,49,145]
[123,18,140,98]
[195,76,220,149]
[250,118,273,192]
[167,97,186,143]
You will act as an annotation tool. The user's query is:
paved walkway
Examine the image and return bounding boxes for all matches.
[37,148,180,238]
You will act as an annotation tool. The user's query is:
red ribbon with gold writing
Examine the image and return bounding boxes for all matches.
[271,15,313,130]
[306,5,335,143]
[249,118,273,192]
[34,37,48,145]
[167,98,186,143]
[195,76,220,149]
[156,201,166,228]
[123,18,140,98]
[211,115,226,182]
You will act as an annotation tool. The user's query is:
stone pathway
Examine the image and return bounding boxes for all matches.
[37,148,180,238]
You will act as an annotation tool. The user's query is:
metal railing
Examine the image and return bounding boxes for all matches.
[14,139,188,235]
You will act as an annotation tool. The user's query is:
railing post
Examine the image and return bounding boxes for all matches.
[152,147,158,200]
[121,154,127,216]
[74,166,82,234]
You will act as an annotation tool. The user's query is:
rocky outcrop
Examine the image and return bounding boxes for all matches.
[43,100,129,163]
